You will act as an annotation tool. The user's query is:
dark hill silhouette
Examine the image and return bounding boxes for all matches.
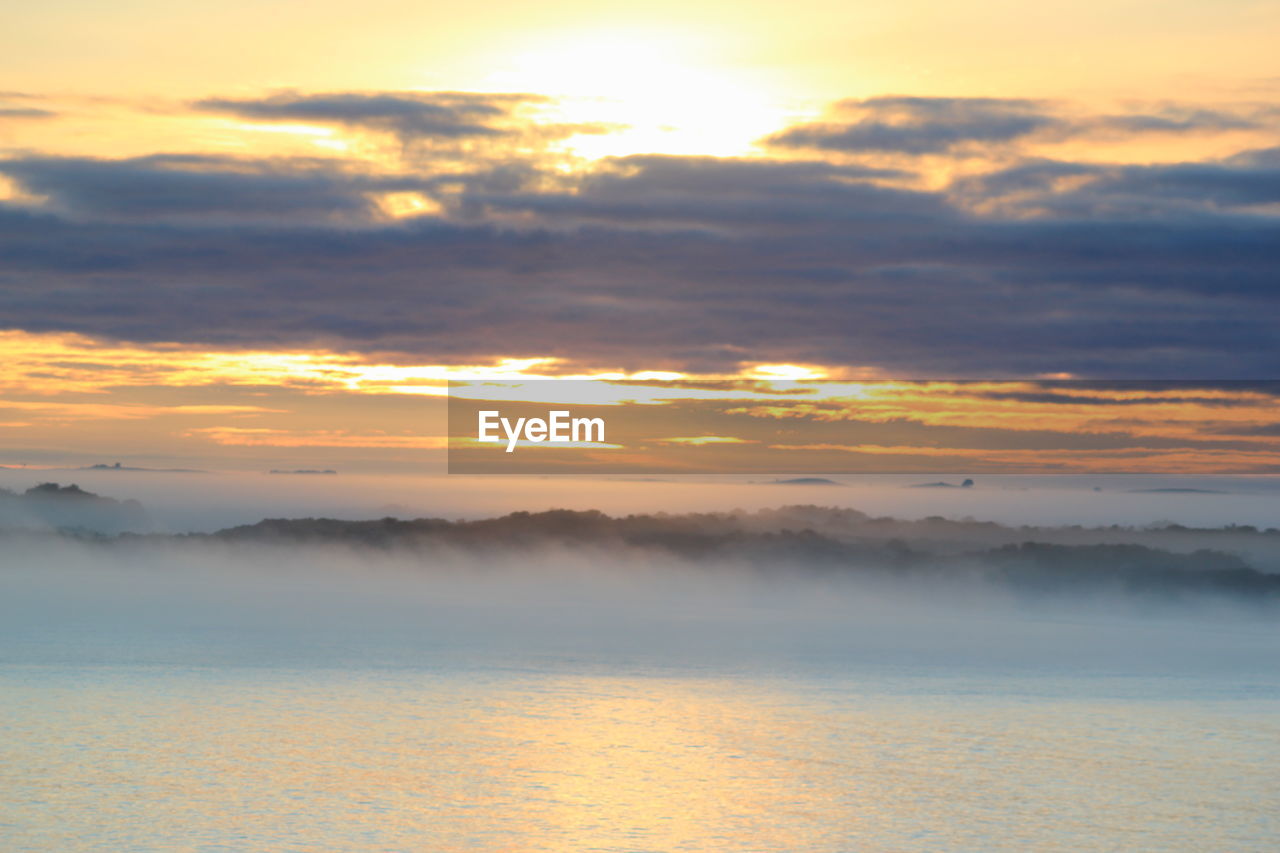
[0,482,148,533]
[7,496,1279,603]
[195,508,1279,604]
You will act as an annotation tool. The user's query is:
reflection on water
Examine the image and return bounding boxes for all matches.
[3,662,1278,852]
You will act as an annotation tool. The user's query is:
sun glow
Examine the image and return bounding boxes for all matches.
[484,29,800,159]
[229,121,352,152]
[745,363,831,380]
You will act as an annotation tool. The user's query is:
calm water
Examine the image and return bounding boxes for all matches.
[3,656,1278,852]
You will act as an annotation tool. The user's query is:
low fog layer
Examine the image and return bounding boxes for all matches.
[2,500,1277,675]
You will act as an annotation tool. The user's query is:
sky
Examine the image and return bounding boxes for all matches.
[1,0,1279,474]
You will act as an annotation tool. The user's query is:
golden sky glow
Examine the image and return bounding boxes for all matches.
[5,2,1279,164]
[1,330,1278,472]
[7,1,1278,100]
[2,2,1279,473]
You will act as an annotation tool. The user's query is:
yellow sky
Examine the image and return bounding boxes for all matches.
[7,0,1278,100]
[6,0,1279,163]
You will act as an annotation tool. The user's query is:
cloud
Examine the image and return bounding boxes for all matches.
[0,107,55,119]
[1,91,1279,378]
[454,154,925,227]
[0,154,424,223]
[0,92,56,121]
[1229,146,1280,167]
[954,151,1280,216]
[1088,107,1262,135]
[767,96,1059,154]
[185,427,446,448]
[193,90,538,143]
[767,98,1277,156]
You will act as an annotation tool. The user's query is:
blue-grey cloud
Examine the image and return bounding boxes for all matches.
[768,98,1276,155]
[452,155,924,227]
[0,154,444,223]
[1,95,1279,379]
[0,107,55,119]
[954,151,1280,216]
[1090,107,1261,134]
[193,90,537,142]
[768,97,1059,154]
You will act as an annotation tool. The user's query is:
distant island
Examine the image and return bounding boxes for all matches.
[82,462,205,473]
[910,479,975,488]
[163,508,1280,603]
[773,477,840,485]
[1128,488,1228,494]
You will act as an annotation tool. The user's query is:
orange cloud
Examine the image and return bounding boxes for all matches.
[186,426,447,449]
[767,443,1280,474]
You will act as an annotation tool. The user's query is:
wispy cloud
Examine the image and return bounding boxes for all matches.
[193,90,539,142]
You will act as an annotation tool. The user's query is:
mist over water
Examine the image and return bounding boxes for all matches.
[1,530,1277,674]
[4,488,1279,851]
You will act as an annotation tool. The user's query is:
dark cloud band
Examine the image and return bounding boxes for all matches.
[1,92,1278,378]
